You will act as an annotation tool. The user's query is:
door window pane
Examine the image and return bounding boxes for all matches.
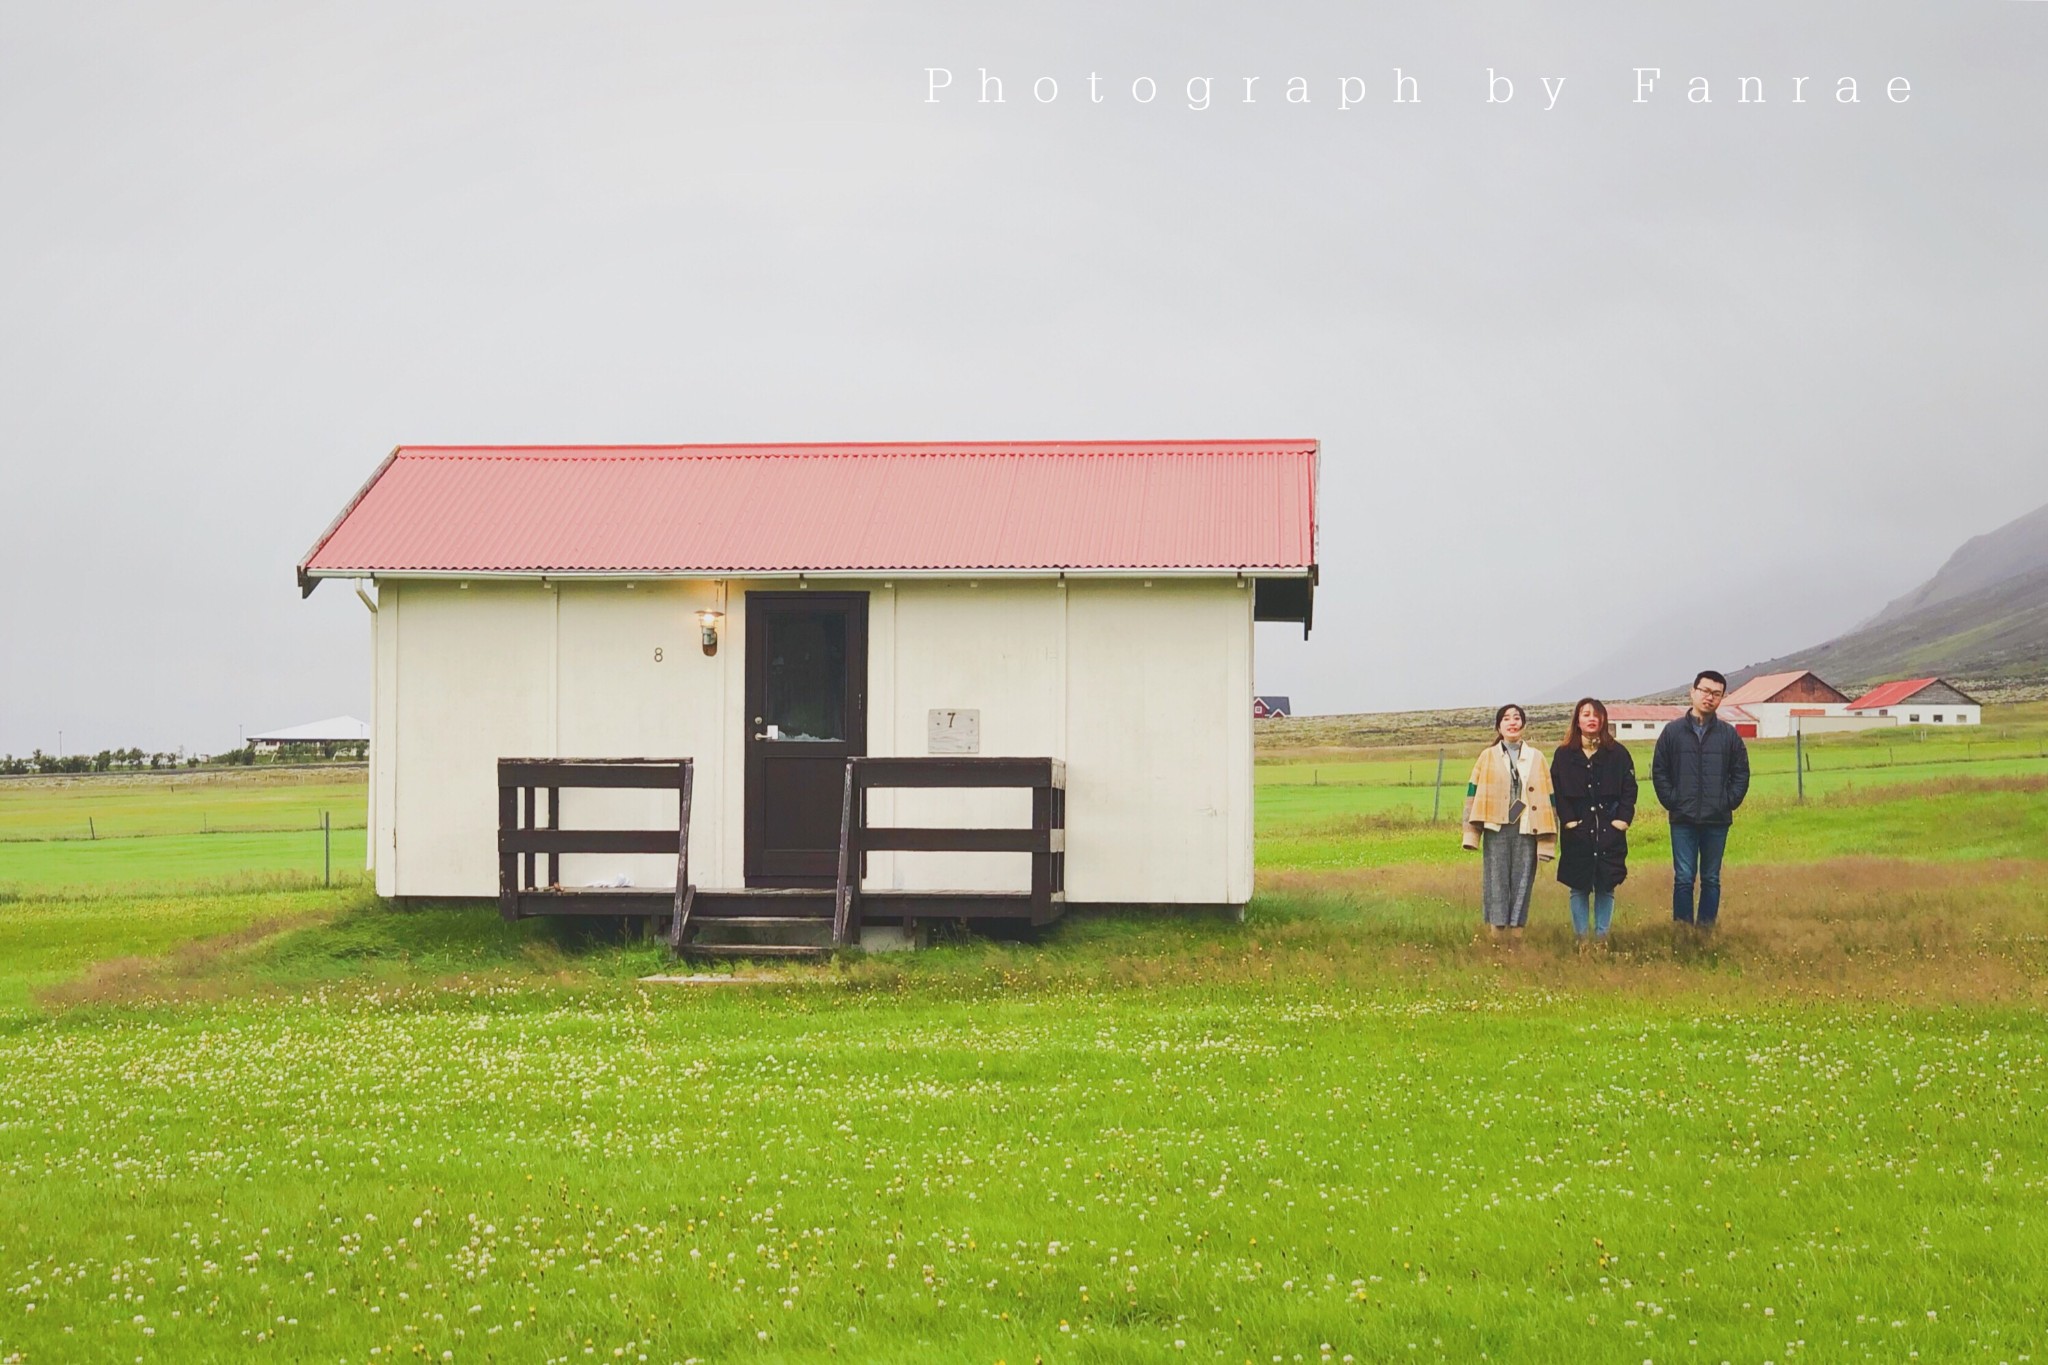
[765,611,846,741]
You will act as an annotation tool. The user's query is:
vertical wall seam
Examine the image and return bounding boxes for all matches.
[388,583,401,894]
[365,582,377,878]
[1056,577,1073,769]
[1228,589,1245,908]
[717,577,729,886]
[886,580,899,888]
[726,581,741,884]
[551,583,561,757]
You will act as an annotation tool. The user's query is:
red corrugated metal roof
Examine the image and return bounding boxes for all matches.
[1607,704,1686,721]
[1722,670,1819,707]
[299,442,1318,588]
[1846,678,1941,710]
[1605,704,1754,724]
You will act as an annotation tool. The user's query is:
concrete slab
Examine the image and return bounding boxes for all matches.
[857,925,921,953]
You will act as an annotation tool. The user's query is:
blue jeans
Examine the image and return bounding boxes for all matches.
[1670,821,1730,925]
[1569,888,1614,937]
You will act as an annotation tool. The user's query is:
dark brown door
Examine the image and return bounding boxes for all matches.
[744,592,868,886]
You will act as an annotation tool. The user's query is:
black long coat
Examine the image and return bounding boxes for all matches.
[1551,741,1639,892]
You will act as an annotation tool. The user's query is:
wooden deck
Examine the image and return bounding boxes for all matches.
[497,755,1065,958]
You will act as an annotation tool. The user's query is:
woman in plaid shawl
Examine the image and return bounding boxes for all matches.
[1460,703,1558,937]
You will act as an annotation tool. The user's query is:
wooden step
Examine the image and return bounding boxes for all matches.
[692,889,836,919]
[679,942,832,960]
[691,915,833,929]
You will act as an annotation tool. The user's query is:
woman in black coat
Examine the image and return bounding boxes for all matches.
[1551,698,1638,941]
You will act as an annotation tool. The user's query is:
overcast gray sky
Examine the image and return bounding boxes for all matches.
[3,1,2044,754]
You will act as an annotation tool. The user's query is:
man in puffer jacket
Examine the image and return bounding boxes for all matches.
[1651,670,1751,928]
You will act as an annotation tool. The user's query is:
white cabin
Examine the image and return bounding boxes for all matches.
[299,442,1320,916]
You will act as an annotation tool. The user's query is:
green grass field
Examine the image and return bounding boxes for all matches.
[0,767,366,841]
[0,766,366,896]
[1,718,2045,1363]
[0,827,367,895]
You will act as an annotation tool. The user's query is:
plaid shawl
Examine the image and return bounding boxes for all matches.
[1461,741,1558,853]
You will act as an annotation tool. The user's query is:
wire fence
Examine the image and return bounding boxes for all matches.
[0,811,358,891]
[1,817,368,844]
[1260,742,2048,825]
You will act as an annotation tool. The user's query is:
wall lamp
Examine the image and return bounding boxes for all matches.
[697,609,724,656]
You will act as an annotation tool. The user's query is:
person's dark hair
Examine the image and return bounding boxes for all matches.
[1493,703,1527,739]
[1565,697,1615,751]
[1694,670,1728,690]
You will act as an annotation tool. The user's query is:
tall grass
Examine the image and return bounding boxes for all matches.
[0,754,2045,1362]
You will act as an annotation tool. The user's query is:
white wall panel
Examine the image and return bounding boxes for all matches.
[882,579,1064,891]
[554,581,728,888]
[380,575,1257,908]
[1065,580,1253,905]
[391,582,552,896]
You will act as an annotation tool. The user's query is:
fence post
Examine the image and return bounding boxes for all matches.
[1796,728,1805,803]
[323,811,331,887]
[1432,747,1446,823]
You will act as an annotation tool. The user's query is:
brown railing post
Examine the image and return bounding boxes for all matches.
[671,761,695,952]
[833,760,859,948]
[1031,783,1053,925]
[521,784,537,893]
[547,786,560,889]
[1052,774,1066,905]
[497,779,519,921]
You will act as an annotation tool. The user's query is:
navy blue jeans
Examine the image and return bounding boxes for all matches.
[1670,821,1730,925]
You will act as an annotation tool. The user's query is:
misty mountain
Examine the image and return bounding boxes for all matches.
[1860,501,2048,629]
[1539,562,1909,706]
[1726,500,2048,693]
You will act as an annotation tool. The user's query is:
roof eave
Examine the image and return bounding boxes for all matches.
[297,447,400,597]
[300,564,1317,582]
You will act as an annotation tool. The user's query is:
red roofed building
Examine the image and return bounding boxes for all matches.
[301,442,1318,916]
[1846,678,1982,726]
[1719,669,1855,738]
[1605,703,1758,741]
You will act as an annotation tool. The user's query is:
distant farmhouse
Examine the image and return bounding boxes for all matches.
[1845,678,1982,727]
[246,716,370,758]
[1721,670,1857,738]
[1608,703,1758,740]
[1252,695,1291,719]
[1661,669,1985,737]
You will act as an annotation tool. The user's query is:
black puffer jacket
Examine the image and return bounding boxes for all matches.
[1651,712,1751,826]
[1552,741,1638,892]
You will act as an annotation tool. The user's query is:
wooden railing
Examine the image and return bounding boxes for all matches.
[834,756,1066,946]
[495,759,694,935]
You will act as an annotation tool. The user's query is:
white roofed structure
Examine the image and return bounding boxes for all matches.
[246,716,371,746]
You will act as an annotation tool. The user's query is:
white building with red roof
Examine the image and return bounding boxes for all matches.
[300,442,1318,918]
[1605,703,1758,742]
[1719,669,1860,738]
[1845,678,1982,726]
